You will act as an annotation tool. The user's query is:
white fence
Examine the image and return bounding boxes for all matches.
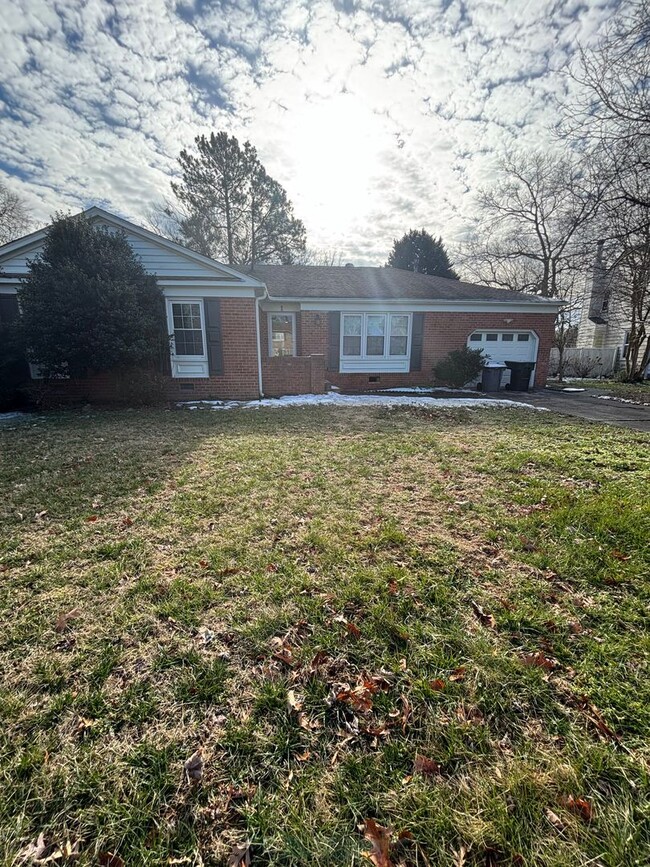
[549,347,619,378]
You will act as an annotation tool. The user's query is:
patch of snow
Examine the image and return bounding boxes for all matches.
[560,388,586,393]
[595,394,650,407]
[0,412,34,424]
[178,393,547,412]
[376,386,477,394]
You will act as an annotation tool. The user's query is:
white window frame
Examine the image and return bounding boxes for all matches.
[268,312,297,358]
[166,298,209,378]
[339,312,412,373]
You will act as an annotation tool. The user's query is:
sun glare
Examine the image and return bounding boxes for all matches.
[289,94,387,246]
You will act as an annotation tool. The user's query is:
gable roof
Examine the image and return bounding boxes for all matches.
[246,264,560,305]
[0,207,265,287]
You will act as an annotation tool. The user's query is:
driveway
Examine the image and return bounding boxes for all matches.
[501,388,650,432]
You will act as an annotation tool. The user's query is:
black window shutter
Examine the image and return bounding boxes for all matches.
[0,293,30,383]
[0,293,20,325]
[410,313,424,372]
[204,298,224,376]
[327,311,341,371]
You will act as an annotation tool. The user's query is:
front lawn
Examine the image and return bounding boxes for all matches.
[0,406,648,866]
[549,378,650,404]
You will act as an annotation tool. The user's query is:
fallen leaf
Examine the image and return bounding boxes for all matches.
[184,749,203,782]
[611,549,631,561]
[297,712,321,730]
[545,808,565,832]
[295,750,311,762]
[429,678,445,691]
[568,621,583,635]
[121,517,133,528]
[98,854,125,867]
[563,795,592,822]
[362,818,393,867]
[287,689,303,712]
[270,638,296,668]
[449,666,466,682]
[335,688,373,714]
[199,559,208,569]
[16,834,80,864]
[413,754,441,777]
[227,843,251,866]
[388,581,399,595]
[309,650,329,670]
[346,622,362,638]
[470,600,497,629]
[522,651,556,671]
[55,608,82,633]
[75,716,95,736]
[85,515,98,523]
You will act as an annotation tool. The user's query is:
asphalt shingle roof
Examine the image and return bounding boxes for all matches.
[245,265,550,303]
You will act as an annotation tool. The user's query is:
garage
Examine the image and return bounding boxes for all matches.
[467,330,539,388]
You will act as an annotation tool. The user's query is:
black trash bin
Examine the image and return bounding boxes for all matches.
[481,361,506,392]
[505,361,535,391]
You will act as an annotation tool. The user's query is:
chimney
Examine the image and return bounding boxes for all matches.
[587,239,609,324]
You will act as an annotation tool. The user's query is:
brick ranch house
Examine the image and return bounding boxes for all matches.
[0,207,562,401]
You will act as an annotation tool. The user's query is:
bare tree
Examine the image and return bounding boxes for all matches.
[601,193,650,380]
[563,0,649,209]
[145,199,185,245]
[0,182,31,245]
[458,150,603,324]
[294,247,344,266]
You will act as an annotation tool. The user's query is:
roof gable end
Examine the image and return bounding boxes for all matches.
[0,206,264,287]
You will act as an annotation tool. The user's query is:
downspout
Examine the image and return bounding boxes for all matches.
[254,287,268,398]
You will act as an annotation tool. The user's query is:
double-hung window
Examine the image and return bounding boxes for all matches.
[167,299,209,378]
[340,313,411,373]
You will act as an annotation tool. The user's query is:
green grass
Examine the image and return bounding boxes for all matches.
[549,378,650,403]
[0,405,649,866]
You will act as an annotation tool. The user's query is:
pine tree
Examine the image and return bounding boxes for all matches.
[171,132,306,266]
[387,229,458,279]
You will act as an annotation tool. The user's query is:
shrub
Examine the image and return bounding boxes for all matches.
[433,346,485,388]
[18,213,168,381]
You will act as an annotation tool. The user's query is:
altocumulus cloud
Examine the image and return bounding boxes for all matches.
[0,0,620,264]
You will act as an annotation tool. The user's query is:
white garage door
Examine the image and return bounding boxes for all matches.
[467,330,539,387]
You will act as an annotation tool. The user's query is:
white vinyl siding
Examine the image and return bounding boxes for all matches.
[340,312,412,373]
[166,299,209,378]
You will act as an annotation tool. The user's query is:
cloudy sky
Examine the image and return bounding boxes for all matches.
[1,0,619,264]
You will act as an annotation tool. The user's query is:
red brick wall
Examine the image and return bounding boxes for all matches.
[299,310,557,390]
[31,304,556,406]
[164,298,259,401]
[34,298,261,405]
[260,310,325,396]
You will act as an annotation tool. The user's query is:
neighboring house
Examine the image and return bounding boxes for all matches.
[576,240,644,368]
[0,207,561,401]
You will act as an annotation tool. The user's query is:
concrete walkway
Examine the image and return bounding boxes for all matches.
[501,388,650,432]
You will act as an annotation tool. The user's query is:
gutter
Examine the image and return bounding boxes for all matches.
[254,287,268,398]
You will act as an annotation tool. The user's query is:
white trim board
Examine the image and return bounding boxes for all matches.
[267,297,563,314]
